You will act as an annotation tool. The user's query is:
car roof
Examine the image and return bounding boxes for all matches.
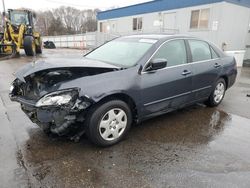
[119,34,225,58]
[121,34,197,40]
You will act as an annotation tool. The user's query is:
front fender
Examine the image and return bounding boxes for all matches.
[58,66,142,113]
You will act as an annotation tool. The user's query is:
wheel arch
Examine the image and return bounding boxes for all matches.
[220,75,229,89]
[94,92,138,122]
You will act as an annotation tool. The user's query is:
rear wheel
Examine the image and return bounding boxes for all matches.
[205,78,226,107]
[86,100,132,146]
[24,36,36,56]
[35,38,42,54]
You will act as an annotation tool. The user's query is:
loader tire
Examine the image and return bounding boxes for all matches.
[36,45,42,54]
[35,37,42,54]
[24,36,36,56]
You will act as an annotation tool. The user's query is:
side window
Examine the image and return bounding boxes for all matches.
[189,40,211,62]
[210,46,219,59]
[153,40,187,67]
[99,22,103,32]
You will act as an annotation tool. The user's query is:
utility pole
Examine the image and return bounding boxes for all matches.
[1,0,6,28]
[2,0,5,13]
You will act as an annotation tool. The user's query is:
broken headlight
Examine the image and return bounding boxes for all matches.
[10,85,14,93]
[35,88,79,107]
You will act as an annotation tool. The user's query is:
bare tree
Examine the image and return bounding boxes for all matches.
[35,10,55,36]
[48,17,66,35]
[54,6,81,34]
[35,6,98,36]
[81,19,97,33]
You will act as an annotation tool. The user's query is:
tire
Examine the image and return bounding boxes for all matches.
[35,38,42,54]
[86,100,132,147]
[24,36,36,56]
[36,47,42,54]
[36,44,42,54]
[205,78,226,107]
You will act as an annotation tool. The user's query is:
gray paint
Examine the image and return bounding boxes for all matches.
[10,35,237,125]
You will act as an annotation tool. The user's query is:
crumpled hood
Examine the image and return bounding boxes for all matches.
[15,57,120,82]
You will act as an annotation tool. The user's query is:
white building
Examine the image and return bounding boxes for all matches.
[97,0,250,66]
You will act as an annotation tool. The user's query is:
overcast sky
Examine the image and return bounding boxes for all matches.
[2,0,152,11]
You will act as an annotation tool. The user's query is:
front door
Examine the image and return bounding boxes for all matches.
[141,39,193,116]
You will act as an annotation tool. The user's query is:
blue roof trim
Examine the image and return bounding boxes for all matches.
[97,0,250,20]
[225,0,250,8]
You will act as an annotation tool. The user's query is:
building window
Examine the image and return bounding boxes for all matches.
[190,8,210,29]
[133,17,142,31]
[100,22,103,32]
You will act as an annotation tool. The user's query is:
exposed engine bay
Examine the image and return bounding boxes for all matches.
[12,67,115,100]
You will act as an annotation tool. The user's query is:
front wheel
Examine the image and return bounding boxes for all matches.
[24,36,36,56]
[206,78,226,107]
[86,100,132,146]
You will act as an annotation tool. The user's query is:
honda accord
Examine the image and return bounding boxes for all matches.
[9,35,237,146]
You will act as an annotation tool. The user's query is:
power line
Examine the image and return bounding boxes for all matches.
[44,0,109,9]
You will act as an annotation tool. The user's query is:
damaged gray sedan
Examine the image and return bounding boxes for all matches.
[9,35,237,146]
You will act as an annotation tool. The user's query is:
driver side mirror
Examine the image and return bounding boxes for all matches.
[146,58,167,71]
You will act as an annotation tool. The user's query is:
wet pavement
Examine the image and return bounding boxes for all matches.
[0,49,250,188]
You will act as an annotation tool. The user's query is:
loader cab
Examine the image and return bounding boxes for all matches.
[8,9,34,27]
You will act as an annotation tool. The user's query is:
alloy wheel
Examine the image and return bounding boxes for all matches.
[213,82,225,103]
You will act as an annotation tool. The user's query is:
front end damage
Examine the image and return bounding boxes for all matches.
[10,79,93,138]
[9,62,118,139]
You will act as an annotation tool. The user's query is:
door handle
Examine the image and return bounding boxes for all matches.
[214,63,221,68]
[182,70,192,76]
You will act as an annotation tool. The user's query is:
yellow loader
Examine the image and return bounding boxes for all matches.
[0,9,42,57]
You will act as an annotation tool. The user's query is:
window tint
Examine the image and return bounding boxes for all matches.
[189,40,211,62]
[210,46,219,59]
[153,40,187,67]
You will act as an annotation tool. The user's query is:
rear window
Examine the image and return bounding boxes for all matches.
[188,40,211,62]
[210,46,219,59]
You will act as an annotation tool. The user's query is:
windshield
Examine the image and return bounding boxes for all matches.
[85,38,156,67]
[10,11,29,25]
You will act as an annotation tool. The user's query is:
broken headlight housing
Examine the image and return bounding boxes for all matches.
[36,88,79,107]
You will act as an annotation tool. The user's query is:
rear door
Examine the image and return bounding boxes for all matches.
[187,39,222,101]
[141,39,193,116]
